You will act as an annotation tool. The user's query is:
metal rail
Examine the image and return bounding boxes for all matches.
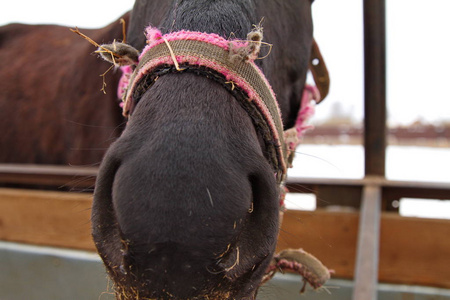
[353,185,382,299]
[357,0,386,297]
[364,0,387,178]
[0,164,97,189]
[2,164,449,200]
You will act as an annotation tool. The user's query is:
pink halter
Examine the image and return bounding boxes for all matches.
[117,26,320,181]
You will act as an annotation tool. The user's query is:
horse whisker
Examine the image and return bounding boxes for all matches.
[206,188,214,207]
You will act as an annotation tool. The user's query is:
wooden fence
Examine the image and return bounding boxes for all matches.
[1,166,449,291]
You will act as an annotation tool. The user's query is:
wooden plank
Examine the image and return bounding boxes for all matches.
[316,185,362,208]
[277,209,359,279]
[353,185,382,300]
[287,176,450,211]
[0,188,95,251]
[286,177,450,210]
[1,188,450,289]
[379,214,450,288]
[286,176,450,192]
[1,165,448,204]
[278,209,450,289]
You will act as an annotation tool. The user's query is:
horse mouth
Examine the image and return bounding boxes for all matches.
[91,143,280,299]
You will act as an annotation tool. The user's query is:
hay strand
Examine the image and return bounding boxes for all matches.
[162,37,185,71]
[70,27,122,60]
[99,65,114,94]
[120,18,127,43]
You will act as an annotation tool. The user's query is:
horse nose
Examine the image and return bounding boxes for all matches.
[91,71,283,298]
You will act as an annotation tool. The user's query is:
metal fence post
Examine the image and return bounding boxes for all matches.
[353,0,386,299]
[364,0,386,177]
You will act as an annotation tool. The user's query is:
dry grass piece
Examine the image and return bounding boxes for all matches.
[70,27,122,60]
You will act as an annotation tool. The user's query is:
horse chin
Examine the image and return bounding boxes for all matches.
[105,241,274,299]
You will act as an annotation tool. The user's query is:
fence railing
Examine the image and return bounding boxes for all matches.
[1,163,450,291]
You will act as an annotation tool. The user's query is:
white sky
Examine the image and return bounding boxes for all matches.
[2,0,449,126]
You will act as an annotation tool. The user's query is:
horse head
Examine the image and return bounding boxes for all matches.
[92,1,316,299]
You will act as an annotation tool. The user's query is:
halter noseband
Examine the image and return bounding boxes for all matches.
[113,26,321,186]
[97,25,330,291]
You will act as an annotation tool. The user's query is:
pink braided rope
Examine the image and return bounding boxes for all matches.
[143,27,248,56]
[283,85,320,162]
[118,26,320,176]
[296,85,320,139]
[117,65,133,101]
[122,27,285,172]
[123,27,277,112]
[268,259,327,290]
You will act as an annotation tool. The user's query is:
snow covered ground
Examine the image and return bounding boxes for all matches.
[286,145,450,219]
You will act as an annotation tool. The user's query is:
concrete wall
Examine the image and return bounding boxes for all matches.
[2,242,450,300]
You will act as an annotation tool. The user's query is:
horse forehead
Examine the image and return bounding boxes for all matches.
[128,0,312,39]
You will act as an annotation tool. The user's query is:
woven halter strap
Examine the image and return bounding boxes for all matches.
[112,28,328,286]
[121,27,288,183]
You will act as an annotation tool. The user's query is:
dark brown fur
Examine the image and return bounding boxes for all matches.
[0,15,129,165]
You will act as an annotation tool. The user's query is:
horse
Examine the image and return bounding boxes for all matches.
[0,15,128,166]
[91,1,323,299]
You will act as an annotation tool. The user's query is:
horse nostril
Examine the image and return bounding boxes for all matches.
[248,201,254,213]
